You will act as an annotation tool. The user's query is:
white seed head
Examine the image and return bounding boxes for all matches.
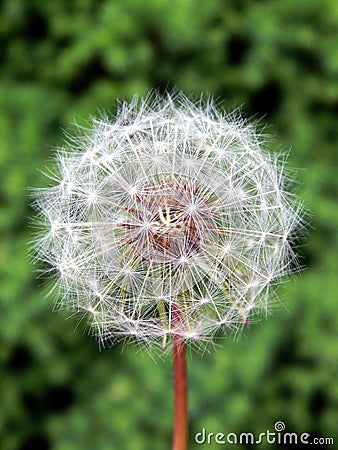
[31,92,304,351]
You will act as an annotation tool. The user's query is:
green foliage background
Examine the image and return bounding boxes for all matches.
[0,0,337,449]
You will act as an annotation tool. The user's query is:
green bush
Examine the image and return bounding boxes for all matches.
[1,1,337,449]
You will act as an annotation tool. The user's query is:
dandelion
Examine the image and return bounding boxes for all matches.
[31,92,304,450]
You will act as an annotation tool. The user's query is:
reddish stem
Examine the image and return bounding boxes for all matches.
[172,308,188,450]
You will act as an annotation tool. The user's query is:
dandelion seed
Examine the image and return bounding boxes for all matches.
[31,92,305,352]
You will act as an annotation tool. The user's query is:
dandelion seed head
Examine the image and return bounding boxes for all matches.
[32,91,305,351]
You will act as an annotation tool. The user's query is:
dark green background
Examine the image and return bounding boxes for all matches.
[0,1,337,449]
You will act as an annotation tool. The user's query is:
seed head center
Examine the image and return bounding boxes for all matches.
[120,178,214,261]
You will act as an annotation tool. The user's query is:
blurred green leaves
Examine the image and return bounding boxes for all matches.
[0,0,337,449]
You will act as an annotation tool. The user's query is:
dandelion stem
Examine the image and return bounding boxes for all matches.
[172,308,188,450]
